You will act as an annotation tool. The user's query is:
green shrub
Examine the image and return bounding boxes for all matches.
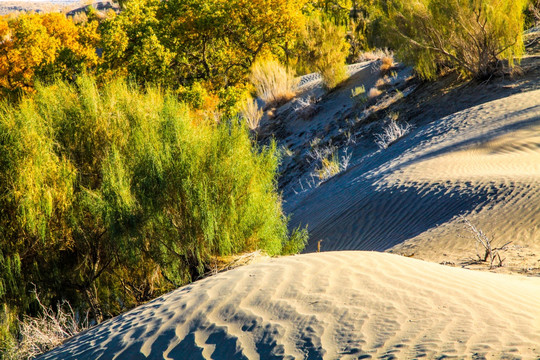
[0,76,307,331]
[0,305,17,359]
[381,0,528,79]
[176,82,210,110]
[301,17,350,89]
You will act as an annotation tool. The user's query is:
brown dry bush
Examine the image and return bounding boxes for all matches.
[368,87,382,99]
[379,56,394,74]
[8,292,89,360]
[250,59,297,108]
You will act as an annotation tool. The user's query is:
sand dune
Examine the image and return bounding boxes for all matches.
[39,252,540,359]
[36,67,540,359]
[288,89,540,272]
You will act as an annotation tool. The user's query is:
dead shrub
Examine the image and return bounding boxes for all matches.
[460,216,511,269]
[12,291,89,359]
[380,56,394,74]
[374,117,412,149]
[294,96,320,120]
[368,87,382,99]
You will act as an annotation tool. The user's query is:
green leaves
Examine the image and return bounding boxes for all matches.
[129,0,307,87]
[0,76,305,327]
[381,0,528,79]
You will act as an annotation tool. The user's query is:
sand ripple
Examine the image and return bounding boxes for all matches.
[289,89,540,269]
[39,252,540,359]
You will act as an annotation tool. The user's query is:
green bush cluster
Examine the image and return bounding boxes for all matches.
[295,17,351,89]
[309,18,350,89]
[379,0,529,79]
[0,76,307,330]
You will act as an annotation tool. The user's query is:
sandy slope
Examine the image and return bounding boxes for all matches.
[36,62,540,359]
[39,252,540,359]
[288,89,540,273]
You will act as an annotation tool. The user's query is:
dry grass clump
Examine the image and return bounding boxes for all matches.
[309,146,352,182]
[241,98,263,130]
[368,87,382,99]
[12,292,89,360]
[354,48,393,63]
[380,56,394,74]
[250,59,298,108]
[316,155,341,180]
[375,115,412,149]
[350,85,366,98]
[375,76,390,88]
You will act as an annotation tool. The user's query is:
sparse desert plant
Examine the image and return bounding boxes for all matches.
[351,85,367,105]
[316,154,341,180]
[368,87,382,99]
[250,58,298,108]
[241,98,263,130]
[381,0,528,79]
[13,291,89,360]
[309,144,337,163]
[280,145,294,158]
[351,85,366,98]
[460,216,511,269]
[375,117,412,149]
[311,147,352,181]
[309,137,321,148]
[379,55,394,74]
[293,96,320,119]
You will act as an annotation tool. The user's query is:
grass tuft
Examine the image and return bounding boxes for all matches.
[241,98,263,130]
[380,56,395,74]
[375,115,412,149]
[250,59,297,108]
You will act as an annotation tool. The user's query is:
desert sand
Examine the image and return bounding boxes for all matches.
[38,252,540,359]
[287,87,540,274]
[38,49,540,358]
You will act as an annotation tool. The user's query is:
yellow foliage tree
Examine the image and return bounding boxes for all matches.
[0,13,100,94]
[159,0,307,87]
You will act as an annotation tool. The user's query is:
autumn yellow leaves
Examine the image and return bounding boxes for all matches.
[0,13,99,93]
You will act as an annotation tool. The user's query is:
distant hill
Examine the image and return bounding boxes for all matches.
[0,0,117,15]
